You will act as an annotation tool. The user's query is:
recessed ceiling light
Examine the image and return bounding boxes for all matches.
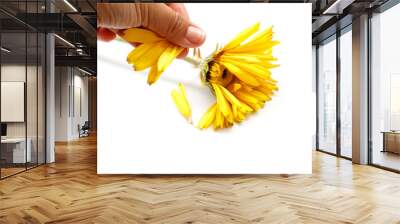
[54,34,75,48]
[323,0,354,15]
[63,0,78,12]
[78,67,92,76]
[1,47,11,53]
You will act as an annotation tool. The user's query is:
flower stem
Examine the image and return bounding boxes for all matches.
[183,56,201,67]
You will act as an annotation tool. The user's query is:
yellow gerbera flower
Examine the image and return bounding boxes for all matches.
[119,23,278,130]
[198,22,279,130]
[119,28,184,85]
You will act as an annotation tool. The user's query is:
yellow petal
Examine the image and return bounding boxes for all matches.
[212,84,233,122]
[223,22,260,51]
[229,40,279,54]
[255,85,273,95]
[219,54,264,64]
[240,26,273,48]
[223,119,233,128]
[248,90,270,101]
[178,83,187,98]
[219,85,241,106]
[220,86,253,114]
[171,83,192,122]
[240,83,254,92]
[198,103,217,129]
[220,58,271,80]
[157,45,184,72]
[120,28,162,43]
[232,104,238,118]
[219,53,276,65]
[227,83,242,92]
[222,62,260,86]
[234,90,260,105]
[147,64,160,85]
[213,108,224,130]
[127,43,153,64]
[133,41,169,71]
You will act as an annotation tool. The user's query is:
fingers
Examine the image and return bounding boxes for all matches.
[166,3,190,20]
[97,28,116,42]
[140,4,206,48]
[177,48,189,59]
[97,3,141,29]
[97,3,206,55]
[166,4,190,58]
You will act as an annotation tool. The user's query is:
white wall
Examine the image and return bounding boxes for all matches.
[55,67,89,141]
[1,64,46,164]
[1,65,38,138]
[55,66,70,141]
[72,73,89,138]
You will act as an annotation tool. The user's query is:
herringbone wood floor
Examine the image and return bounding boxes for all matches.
[1,134,400,224]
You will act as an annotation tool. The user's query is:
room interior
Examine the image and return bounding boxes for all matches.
[0,29,46,178]
[0,0,400,222]
[0,0,96,179]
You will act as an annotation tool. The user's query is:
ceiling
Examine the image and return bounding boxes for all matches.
[0,0,96,75]
[1,0,396,75]
[253,0,391,43]
[310,0,390,43]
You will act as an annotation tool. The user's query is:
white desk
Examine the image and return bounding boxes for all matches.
[1,138,31,163]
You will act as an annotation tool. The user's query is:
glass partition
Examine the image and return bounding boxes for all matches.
[0,1,46,179]
[371,3,400,171]
[38,32,45,165]
[317,36,337,154]
[0,30,28,177]
[27,31,38,169]
[339,28,352,158]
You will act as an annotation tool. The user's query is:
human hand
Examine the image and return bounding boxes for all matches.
[97,3,206,58]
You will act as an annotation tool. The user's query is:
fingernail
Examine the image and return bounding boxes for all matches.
[185,26,205,45]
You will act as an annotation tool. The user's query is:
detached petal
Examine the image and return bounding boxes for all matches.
[171,83,192,122]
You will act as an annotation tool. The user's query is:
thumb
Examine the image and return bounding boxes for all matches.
[140,4,206,48]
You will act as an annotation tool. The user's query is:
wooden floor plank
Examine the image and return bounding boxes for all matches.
[1,134,400,223]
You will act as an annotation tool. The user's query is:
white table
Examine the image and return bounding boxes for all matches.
[1,138,31,163]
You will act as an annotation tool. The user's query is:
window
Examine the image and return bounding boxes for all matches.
[340,28,352,158]
[318,36,337,154]
[371,3,400,171]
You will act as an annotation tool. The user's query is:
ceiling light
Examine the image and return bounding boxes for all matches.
[1,47,11,53]
[323,0,355,15]
[54,34,75,48]
[78,67,92,76]
[63,0,78,12]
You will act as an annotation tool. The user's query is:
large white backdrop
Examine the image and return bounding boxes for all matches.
[98,3,312,174]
